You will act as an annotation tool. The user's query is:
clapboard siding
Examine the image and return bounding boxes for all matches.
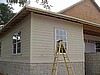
[0,15,31,63]
[30,13,84,63]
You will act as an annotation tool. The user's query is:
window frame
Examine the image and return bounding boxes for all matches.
[12,31,22,55]
[55,28,68,54]
[95,41,100,52]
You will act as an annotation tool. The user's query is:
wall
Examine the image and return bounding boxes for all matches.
[30,12,85,75]
[84,34,100,53]
[0,61,30,75]
[0,12,85,75]
[0,61,84,75]
[0,15,31,63]
[85,35,100,75]
[85,52,100,75]
[31,12,85,63]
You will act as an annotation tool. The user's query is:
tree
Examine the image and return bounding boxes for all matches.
[0,3,15,25]
[6,0,52,9]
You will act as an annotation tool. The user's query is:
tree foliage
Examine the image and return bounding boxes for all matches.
[6,0,28,6]
[35,0,52,9]
[0,3,15,25]
[6,0,52,9]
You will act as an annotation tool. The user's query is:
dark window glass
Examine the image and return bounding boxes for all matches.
[13,31,21,54]
[17,42,21,53]
[95,41,100,52]
[13,44,16,53]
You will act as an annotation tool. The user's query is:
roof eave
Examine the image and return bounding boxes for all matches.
[26,6,100,26]
[0,6,30,32]
[0,6,100,36]
[91,0,100,11]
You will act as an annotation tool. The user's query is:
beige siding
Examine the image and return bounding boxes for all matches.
[30,13,84,63]
[0,15,31,63]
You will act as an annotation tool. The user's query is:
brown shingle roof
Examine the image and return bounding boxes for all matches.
[91,0,100,11]
[59,0,100,13]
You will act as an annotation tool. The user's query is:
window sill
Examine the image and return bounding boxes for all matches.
[12,53,22,56]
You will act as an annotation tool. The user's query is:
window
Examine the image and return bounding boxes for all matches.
[55,29,67,53]
[13,31,21,54]
[95,41,100,52]
[0,41,1,56]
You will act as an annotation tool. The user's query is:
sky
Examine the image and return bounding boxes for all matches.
[0,0,100,13]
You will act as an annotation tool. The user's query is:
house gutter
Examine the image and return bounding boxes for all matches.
[26,6,100,27]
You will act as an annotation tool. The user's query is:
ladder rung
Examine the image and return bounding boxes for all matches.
[52,68,56,70]
[64,56,68,58]
[53,62,57,64]
[64,57,68,59]
[58,59,63,61]
[55,56,58,58]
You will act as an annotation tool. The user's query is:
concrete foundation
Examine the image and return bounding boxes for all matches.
[85,52,100,75]
[0,61,84,75]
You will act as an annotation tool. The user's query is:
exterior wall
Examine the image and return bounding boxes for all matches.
[85,52,100,75]
[30,12,85,75]
[0,61,30,75]
[0,12,85,75]
[85,35,100,75]
[84,34,100,53]
[0,61,84,75]
[31,13,85,63]
[62,0,100,24]
[0,15,31,63]
[30,62,84,75]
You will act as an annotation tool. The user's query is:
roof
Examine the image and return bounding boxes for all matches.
[0,6,100,36]
[59,0,100,13]
[58,0,84,13]
[91,0,100,11]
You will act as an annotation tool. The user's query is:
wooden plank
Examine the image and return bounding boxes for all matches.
[84,25,100,33]
[84,29,100,36]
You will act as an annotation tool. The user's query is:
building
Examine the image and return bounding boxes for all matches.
[0,6,88,75]
[0,0,100,74]
[59,0,100,75]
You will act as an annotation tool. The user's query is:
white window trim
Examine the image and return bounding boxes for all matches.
[55,28,68,54]
[12,31,22,55]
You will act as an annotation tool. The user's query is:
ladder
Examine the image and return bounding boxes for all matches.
[51,40,75,75]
